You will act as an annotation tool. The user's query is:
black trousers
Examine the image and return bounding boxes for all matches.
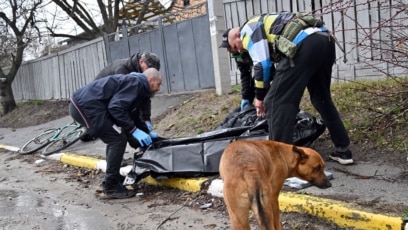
[264,32,350,150]
[69,102,127,184]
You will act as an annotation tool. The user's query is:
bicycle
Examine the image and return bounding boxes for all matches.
[18,121,87,156]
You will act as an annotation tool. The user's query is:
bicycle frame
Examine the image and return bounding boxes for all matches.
[48,122,83,142]
[41,122,86,156]
[19,121,86,155]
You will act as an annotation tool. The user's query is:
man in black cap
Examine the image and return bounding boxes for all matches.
[228,13,353,165]
[95,52,161,80]
[220,29,274,113]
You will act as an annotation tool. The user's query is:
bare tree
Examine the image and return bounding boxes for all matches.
[0,0,43,115]
[317,0,408,75]
[0,27,13,67]
[47,0,154,42]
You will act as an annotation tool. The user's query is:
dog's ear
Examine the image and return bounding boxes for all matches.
[292,146,309,163]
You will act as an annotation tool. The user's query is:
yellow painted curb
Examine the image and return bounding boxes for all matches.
[60,153,102,169]
[143,176,209,193]
[0,144,20,152]
[279,192,403,230]
[56,152,209,193]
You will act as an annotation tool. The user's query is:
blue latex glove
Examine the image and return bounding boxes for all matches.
[241,99,250,111]
[149,131,159,139]
[145,121,159,138]
[145,121,153,132]
[132,128,152,147]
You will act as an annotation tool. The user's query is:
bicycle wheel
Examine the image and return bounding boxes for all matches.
[42,127,87,156]
[19,129,58,155]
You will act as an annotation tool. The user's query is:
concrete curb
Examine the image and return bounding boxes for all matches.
[206,178,406,230]
[1,144,407,230]
[46,152,209,193]
[280,192,404,230]
[0,144,19,152]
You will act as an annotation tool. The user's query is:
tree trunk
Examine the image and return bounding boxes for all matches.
[0,79,17,115]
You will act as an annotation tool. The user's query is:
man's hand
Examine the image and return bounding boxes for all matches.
[145,121,159,139]
[149,131,159,139]
[240,99,250,111]
[254,99,265,117]
[132,128,152,147]
[145,121,153,132]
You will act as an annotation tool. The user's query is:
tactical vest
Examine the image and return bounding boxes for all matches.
[263,12,325,66]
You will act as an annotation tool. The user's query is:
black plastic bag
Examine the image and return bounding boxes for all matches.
[124,106,326,185]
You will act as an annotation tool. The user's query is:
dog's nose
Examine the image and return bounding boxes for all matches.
[321,180,332,188]
[314,179,331,189]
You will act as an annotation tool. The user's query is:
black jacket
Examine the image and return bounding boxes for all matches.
[94,53,151,121]
[95,53,142,80]
[70,73,151,137]
[232,51,274,102]
[232,51,254,102]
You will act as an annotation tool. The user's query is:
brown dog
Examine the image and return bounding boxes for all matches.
[219,140,331,230]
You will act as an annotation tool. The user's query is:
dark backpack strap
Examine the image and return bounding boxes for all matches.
[269,12,295,35]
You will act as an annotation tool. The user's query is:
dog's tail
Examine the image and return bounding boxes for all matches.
[254,182,272,230]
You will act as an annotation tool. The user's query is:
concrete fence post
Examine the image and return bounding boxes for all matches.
[208,0,231,95]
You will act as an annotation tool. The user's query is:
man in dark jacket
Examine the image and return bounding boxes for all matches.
[95,52,161,133]
[219,29,274,114]
[69,68,162,199]
[95,52,160,80]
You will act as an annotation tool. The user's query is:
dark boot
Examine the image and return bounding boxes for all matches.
[101,174,126,188]
[102,178,135,199]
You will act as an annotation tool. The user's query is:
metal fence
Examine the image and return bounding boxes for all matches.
[11,37,106,100]
[222,0,408,83]
[104,2,215,94]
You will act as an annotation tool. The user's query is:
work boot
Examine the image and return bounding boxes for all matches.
[100,174,126,190]
[102,180,135,199]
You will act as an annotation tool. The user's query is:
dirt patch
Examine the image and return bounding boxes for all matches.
[0,100,70,128]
